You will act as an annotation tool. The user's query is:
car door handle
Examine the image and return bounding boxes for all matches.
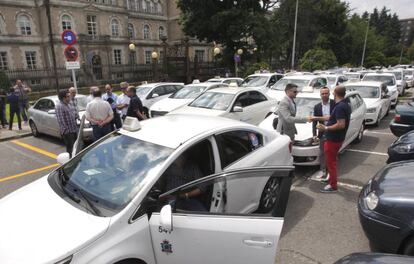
[243,239,273,248]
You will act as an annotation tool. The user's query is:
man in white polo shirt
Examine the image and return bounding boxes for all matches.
[116,81,130,120]
[85,87,113,141]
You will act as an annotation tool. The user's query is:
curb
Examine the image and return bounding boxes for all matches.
[0,132,32,142]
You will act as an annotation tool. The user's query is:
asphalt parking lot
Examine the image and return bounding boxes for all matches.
[0,112,398,263]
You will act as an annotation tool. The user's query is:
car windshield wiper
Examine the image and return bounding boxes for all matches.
[58,168,101,216]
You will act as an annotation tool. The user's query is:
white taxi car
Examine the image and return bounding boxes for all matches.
[0,115,293,264]
[149,82,228,118]
[259,91,366,166]
[362,72,398,106]
[170,87,277,125]
[403,68,414,87]
[266,75,328,102]
[136,82,184,116]
[345,81,391,126]
[207,77,244,86]
[322,74,348,90]
[240,73,284,93]
[387,69,407,96]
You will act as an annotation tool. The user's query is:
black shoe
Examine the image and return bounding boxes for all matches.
[320,184,338,193]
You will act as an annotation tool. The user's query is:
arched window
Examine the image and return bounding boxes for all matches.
[18,14,31,35]
[142,0,147,12]
[127,23,134,38]
[158,26,164,39]
[61,15,72,31]
[143,24,150,39]
[111,19,120,37]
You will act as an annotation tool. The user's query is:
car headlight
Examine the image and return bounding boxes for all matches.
[393,144,414,154]
[366,107,376,113]
[55,255,72,264]
[365,191,379,211]
[293,137,319,147]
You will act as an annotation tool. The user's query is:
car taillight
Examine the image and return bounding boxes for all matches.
[394,114,401,122]
[289,142,292,153]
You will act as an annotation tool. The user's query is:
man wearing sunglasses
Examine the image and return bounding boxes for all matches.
[276,83,307,140]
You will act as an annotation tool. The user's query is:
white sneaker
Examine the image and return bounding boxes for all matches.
[320,184,338,193]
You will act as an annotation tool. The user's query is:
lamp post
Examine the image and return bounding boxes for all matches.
[235,48,243,77]
[152,51,159,81]
[213,47,221,76]
[291,0,299,70]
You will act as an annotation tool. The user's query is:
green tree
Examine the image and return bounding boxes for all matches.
[408,43,414,62]
[299,48,338,71]
[365,51,386,68]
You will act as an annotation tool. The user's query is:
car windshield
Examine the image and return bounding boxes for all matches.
[344,73,360,80]
[363,75,395,86]
[346,86,379,99]
[241,76,268,87]
[271,79,310,91]
[295,97,320,118]
[403,70,413,76]
[392,72,402,80]
[170,85,207,99]
[189,92,234,110]
[52,133,173,216]
[77,97,88,111]
[207,79,221,83]
[136,86,152,98]
[326,76,337,86]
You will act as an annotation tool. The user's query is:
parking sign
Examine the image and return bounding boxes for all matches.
[61,30,77,46]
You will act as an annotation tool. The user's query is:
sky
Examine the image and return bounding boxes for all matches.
[346,0,414,19]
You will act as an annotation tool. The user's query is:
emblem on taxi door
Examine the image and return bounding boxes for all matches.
[161,240,173,254]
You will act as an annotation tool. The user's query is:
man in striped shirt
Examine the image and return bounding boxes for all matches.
[56,89,78,157]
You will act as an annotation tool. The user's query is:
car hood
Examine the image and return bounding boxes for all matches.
[363,98,380,109]
[151,98,193,112]
[0,176,110,264]
[266,90,286,101]
[169,105,225,116]
[396,103,414,115]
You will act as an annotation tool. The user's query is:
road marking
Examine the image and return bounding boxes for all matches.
[345,149,388,156]
[11,140,58,159]
[0,164,58,183]
[365,130,394,136]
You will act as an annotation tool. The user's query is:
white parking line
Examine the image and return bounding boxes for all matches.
[365,130,394,136]
[345,149,388,156]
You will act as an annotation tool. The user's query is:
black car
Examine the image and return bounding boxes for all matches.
[390,102,414,137]
[358,161,414,256]
[387,130,414,163]
[334,252,414,264]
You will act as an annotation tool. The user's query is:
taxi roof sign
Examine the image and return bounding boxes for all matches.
[122,117,141,132]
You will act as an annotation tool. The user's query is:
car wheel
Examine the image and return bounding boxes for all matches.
[29,120,40,137]
[353,123,364,143]
[374,112,381,127]
[257,177,281,213]
[403,236,414,256]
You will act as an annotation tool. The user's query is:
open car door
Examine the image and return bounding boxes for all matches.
[148,166,294,264]
[72,115,86,157]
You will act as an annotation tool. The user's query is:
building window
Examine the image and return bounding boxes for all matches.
[87,15,97,37]
[127,23,134,38]
[62,15,72,31]
[113,49,122,64]
[150,1,154,13]
[25,51,37,69]
[142,0,147,12]
[159,26,164,39]
[111,0,117,5]
[145,50,151,64]
[0,52,8,70]
[18,15,31,36]
[143,24,150,39]
[111,19,120,37]
[157,2,162,14]
[195,50,205,62]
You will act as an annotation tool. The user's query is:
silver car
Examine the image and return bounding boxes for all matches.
[28,95,93,141]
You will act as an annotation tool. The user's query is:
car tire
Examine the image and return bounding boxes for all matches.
[403,236,414,256]
[353,123,364,144]
[374,112,381,127]
[257,177,281,213]
[29,120,40,137]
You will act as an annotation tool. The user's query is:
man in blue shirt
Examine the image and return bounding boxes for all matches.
[7,88,21,130]
[102,84,122,130]
[316,86,351,193]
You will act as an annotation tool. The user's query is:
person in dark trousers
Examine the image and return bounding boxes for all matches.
[7,88,21,130]
[126,86,147,121]
[102,84,122,129]
[0,89,8,128]
[55,89,78,157]
[316,86,351,193]
[13,80,31,123]
[309,87,336,180]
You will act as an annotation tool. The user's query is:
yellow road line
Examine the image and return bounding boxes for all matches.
[11,140,58,159]
[0,164,59,183]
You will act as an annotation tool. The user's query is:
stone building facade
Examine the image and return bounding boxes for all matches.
[0,0,213,88]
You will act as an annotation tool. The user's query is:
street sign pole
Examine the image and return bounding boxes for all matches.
[61,29,79,91]
[71,69,77,90]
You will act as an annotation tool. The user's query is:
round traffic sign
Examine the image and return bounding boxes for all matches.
[61,30,77,46]
[64,46,78,61]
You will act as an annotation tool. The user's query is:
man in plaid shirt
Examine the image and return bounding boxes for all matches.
[56,89,78,157]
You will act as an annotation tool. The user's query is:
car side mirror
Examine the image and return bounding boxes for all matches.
[57,152,70,165]
[48,109,56,115]
[232,106,243,112]
[160,204,173,232]
[152,93,159,98]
